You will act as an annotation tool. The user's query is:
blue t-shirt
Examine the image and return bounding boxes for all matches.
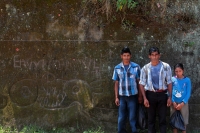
[124,65,129,72]
[172,76,191,104]
[151,62,161,90]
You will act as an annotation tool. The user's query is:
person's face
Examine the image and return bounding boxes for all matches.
[175,67,184,78]
[149,51,160,62]
[121,53,131,64]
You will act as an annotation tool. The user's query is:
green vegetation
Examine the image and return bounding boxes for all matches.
[0,125,104,133]
[183,41,195,47]
[116,0,138,11]
[122,19,135,31]
[81,0,139,30]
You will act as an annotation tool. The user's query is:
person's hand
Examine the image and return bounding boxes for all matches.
[173,102,177,109]
[115,98,120,106]
[167,97,172,107]
[176,102,184,110]
[144,98,149,107]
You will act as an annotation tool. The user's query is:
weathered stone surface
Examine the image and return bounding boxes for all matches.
[0,0,200,132]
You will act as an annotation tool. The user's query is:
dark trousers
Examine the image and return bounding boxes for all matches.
[146,91,168,133]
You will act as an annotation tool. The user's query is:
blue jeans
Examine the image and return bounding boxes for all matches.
[118,95,138,133]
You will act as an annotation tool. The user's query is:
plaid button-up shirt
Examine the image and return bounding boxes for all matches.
[139,61,172,91]
[112,62,140,96]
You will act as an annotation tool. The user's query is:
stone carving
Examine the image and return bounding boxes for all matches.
[38,78,67,108]
[10,79,38,106]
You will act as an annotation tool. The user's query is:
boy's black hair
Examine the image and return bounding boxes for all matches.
[121,46,131,55]
[174,63,184,71]
[149,46,160,55]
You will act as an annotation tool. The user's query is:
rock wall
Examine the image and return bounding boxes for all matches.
[0,0,200,132]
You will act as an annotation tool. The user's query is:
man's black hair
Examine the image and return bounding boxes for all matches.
[121,46,131,55]
[149,46,160,55]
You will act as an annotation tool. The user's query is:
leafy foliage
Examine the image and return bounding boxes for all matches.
[116,0,138,11]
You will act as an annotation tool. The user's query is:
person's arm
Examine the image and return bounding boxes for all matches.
[167,83,172,106]
[114,81,120,106]
[171,77,176,103]
[139,84,147,100]
[182,78,191,104]
[166,64,172,106]
[136,66,143,103]
[137,79,143,103]
[139,84,149,107]
[167,83,172,97]
[112,67,120,106]
[139,67,149,107]
[171,79,177,109]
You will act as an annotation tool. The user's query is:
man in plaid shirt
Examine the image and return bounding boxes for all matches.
[112,46,141,133]
[139,46,172,133]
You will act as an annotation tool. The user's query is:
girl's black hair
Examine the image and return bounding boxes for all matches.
[121,46,131,55]
[149,46,160,55]
[174,63,184,71]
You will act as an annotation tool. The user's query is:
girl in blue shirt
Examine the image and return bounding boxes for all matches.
[171,63,191,133]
